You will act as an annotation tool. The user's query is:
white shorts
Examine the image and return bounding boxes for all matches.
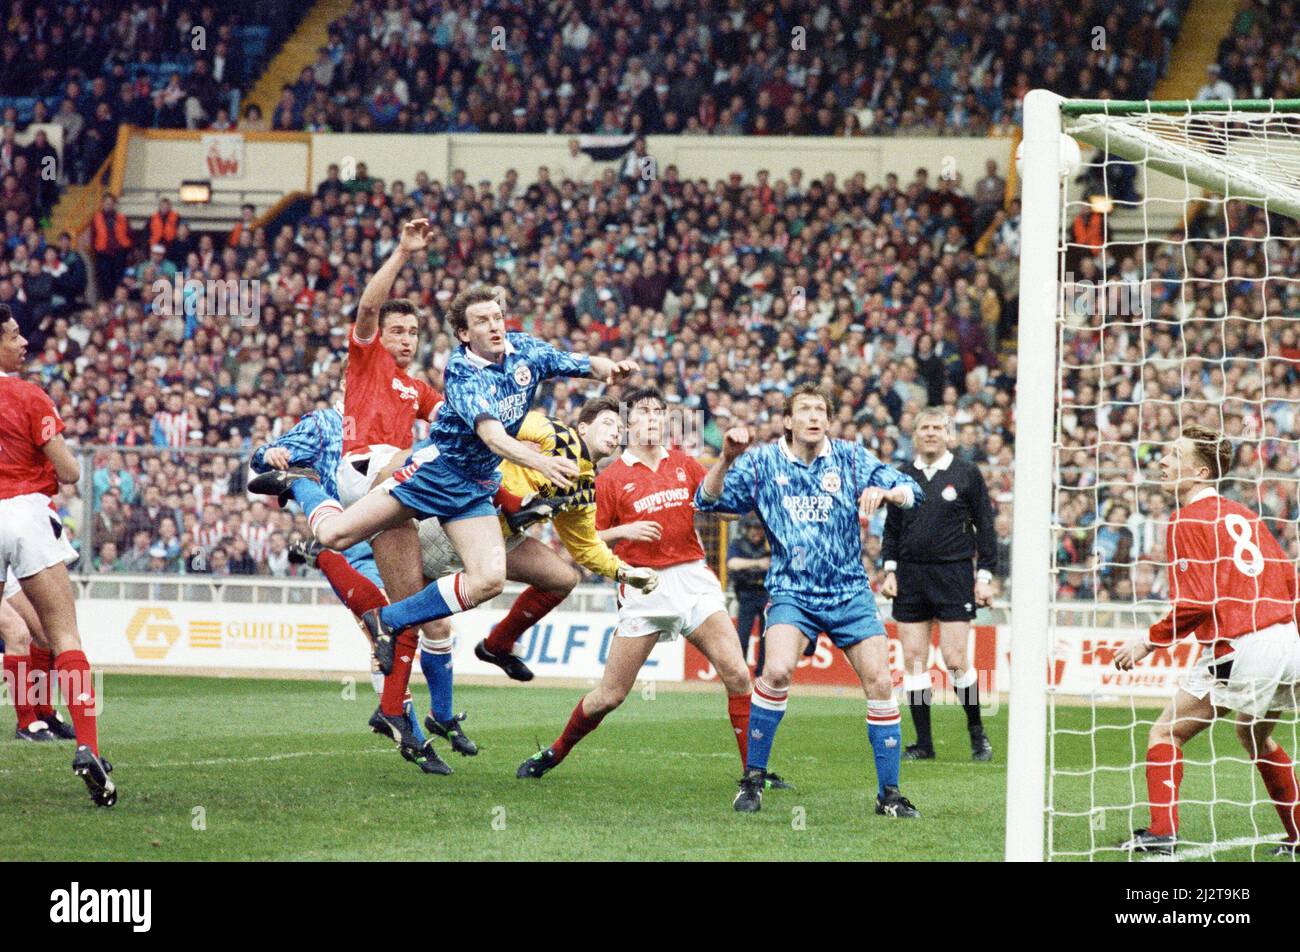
[616,560,728,643]
[419,517,526,579]
[0,494,78,587]
[3,569,20,600]
[1180,621,1300,718]
[337,444,405,507]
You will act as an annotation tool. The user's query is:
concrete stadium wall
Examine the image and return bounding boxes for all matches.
[308,132,1014,191]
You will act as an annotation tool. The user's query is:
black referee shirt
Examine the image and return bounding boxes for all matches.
[881,451,996,575]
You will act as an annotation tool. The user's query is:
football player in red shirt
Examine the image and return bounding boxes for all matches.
[1115,424,1300,855]
[516,387,790,800]
[250,220,470,769]
[0,309,116,805]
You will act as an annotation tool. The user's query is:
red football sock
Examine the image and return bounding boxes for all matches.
[29,643,57,720]
[54,650,98,756]
[551,697,607,763]
[380,628,420,717]
[1146,742,1183,837]
[317,550,388,618]
[3,654,38,729]
[1256,744,1300,843]
[728,691,751,766]
[486,587,565,655]
[493,485,524,514]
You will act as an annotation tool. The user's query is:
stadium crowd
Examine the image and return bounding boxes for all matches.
[5,154,1024,589]
[276,0,1183,137]
[0,0,298,224]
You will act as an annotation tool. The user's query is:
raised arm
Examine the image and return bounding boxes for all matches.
[696,426,759,515]
[354,218,431,341]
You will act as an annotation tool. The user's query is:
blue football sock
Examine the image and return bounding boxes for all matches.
[380,573,467,632]
[404,698,427,745]
[747,678,789,772]
[419,640,454,723]
[867,699,902,798]
[290,478,332,518]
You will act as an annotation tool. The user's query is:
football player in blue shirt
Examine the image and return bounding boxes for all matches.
[248,402,446,754]
[307,285,636,664]
[696,383,925,816]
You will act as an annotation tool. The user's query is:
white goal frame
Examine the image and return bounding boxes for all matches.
[1005,90,1300,861]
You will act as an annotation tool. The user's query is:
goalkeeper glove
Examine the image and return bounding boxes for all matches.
[617,564,659,594]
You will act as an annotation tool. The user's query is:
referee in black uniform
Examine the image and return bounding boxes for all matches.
[880,407,997,762]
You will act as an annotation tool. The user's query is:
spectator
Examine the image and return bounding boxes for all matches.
[91,193,132,298]
[149,198,180,250]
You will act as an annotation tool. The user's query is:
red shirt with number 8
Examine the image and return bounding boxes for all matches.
[1148,489,1297,653]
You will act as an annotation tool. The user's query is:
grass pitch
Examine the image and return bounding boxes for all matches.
[0,675,1290,860]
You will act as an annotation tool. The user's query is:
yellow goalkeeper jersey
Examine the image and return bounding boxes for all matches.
[499,411,621,580]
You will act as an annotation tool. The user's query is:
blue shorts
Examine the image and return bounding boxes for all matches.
[386,452,498,524]
[343,542,384,590]
[765,593,885,652]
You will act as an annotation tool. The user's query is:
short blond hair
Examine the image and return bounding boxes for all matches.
[1182,423,1233,480]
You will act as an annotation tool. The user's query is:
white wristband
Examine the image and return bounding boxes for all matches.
[976,569,993,583]
[883,561,898,573]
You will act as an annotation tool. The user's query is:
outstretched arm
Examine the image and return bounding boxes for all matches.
[250,414,325,472]
[1116,521,1210,670]
[354,218,431,341]
[476,418,580,491]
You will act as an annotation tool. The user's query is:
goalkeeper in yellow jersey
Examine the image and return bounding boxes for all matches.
[364,396,659,771]
[464,398,658,681]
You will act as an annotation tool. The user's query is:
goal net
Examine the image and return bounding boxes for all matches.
[1007,92,1300,861]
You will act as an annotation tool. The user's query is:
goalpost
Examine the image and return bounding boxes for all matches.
[1007,91,1300,861]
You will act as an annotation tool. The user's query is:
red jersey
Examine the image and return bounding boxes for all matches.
[596,447,708,569]
[0,375,63,499]
[1148,490,1297,654]
[343,326,441,454]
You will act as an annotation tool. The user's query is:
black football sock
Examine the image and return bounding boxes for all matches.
[953,668,983,730]
[904,673,933,749]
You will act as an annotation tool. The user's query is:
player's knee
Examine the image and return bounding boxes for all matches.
[760,663,793,690]
[867,673,894,699]
[465,572,504,605]
[942,649,968,673]
[591,685,626,714]
[546,564,580,596]
[719,659,752,696]
[1234,719,1272,755]
[1148,720,1175,748]
[315,522,351,551]
[2,625,30,654]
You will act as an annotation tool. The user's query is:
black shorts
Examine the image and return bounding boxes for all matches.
[892,561,976,623]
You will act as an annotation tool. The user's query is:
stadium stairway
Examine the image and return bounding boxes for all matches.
[1099,0,1243,244]
[242,0,355,122]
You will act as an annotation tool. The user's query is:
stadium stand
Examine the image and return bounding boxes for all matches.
[286,0,1185,136]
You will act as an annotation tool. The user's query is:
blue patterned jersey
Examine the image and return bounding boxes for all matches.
[429,332,592,482]
[250,406,345,499]
[249,407,375,566]
[695,438,924,609]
